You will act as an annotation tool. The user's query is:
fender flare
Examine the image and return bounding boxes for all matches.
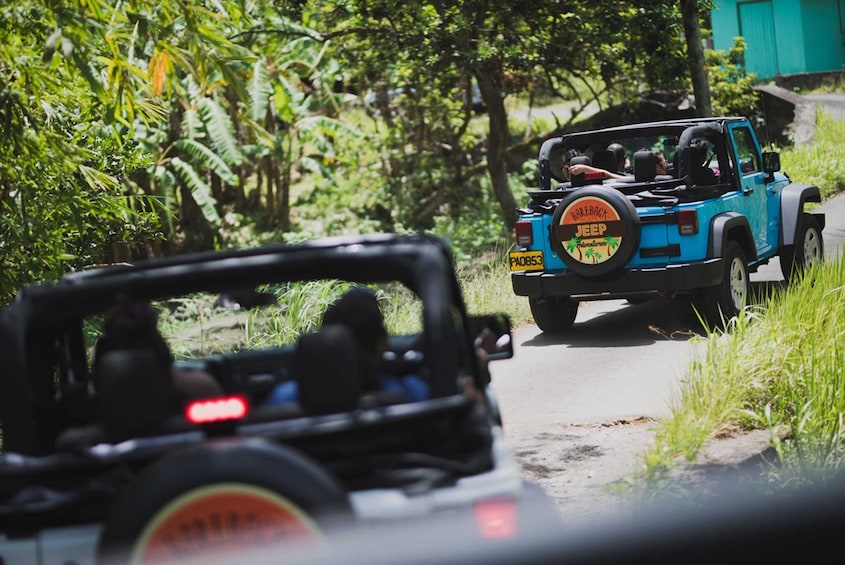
[780,183,825,246]
[708,212,757,262]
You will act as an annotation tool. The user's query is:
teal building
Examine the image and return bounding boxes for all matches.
[710,0,845,80]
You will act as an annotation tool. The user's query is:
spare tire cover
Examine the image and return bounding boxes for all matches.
[550,187,641,279]
[98,438,352,563]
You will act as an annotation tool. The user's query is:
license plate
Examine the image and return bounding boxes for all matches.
[509,250,544,272]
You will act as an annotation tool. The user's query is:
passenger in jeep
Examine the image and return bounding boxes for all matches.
[265,288,430,406]
[607,142,629,173]
[689,137,718,186]
[560,148,583,182]
[568,161,626,180]
[93,295,223,410]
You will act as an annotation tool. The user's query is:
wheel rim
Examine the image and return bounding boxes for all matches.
[803,228,822,266]
[729,256,748,310]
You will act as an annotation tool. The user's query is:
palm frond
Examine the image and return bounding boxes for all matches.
[197,96,243,167]
[280,36,324,71]
[175,138,239,186]
[296,115,361,140]
[273,75,305,122]
[153,165,178,194]
[170,157,222,228]
[250,57,273,123]
[78,165,121,192]
[182,107,205,140]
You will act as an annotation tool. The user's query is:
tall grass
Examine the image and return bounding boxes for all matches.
[643,256,845,493]
[640,108,845,497]
[779,109,845,197]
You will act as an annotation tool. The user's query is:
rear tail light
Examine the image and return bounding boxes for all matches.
[186,395,249,424]
[677,209,698,235]
[514,221,533,247]
[584,171,605,182]
[473,497,518,539]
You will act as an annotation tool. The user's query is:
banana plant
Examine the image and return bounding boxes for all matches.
[243,33,360,230]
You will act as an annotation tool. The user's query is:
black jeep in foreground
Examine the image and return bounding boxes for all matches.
[0,233,554,564]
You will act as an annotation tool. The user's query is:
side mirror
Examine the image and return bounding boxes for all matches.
[468,313,514,361]
[762,151,780,183]
[762,151,780,174]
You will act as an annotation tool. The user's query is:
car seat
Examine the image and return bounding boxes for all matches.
[568,155,592,187]
[633,150,657,182]
[295,324,364,415]
[96,348,172,442]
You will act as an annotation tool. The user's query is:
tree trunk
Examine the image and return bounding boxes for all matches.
[476,68,519,229]
[681,0,713,117]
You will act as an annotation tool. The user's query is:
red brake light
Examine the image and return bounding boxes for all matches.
[677,209,698,235]
[584,171,605,182]
[514,221,533,247]
[186,395,249,424]
[473,497,518,539]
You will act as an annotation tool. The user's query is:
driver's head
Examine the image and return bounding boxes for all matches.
[322,287,387,359]
[689,138,709,166]
[607,143,626,171]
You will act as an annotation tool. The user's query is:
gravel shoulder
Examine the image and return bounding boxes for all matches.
[512,418,658,526]
[509,415,782,527]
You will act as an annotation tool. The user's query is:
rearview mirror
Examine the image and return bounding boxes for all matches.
[468,313,514,361]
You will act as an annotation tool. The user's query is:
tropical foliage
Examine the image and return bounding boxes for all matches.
[1,0,757,305]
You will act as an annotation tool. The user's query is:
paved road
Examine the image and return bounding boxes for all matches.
[806,93,845,122]
[490,192,845,525]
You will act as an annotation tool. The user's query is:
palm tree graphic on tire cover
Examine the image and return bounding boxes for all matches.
[567,235,620,263]
[566,236,582,260]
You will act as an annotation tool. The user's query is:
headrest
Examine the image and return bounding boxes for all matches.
[591,150,617,173]
[633,150,657,182]
[322,288,385,356]
[569,155,592,187]
[96,348,170,442]
[295,324,363,415]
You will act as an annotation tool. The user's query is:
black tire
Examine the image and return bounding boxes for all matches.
[529,296,578,333]
[693,240,749,330]
[780,213,824,284]
[97,438,352,564]
[550,187,641,279]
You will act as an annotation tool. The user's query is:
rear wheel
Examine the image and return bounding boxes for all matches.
[693,240,748,330]
[529,296,578,333]
[780,213,824,283]
[97,438,352,564]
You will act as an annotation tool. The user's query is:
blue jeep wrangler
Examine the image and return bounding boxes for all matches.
[509,117,825,332]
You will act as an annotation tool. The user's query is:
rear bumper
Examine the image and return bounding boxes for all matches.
[511,258,724,299]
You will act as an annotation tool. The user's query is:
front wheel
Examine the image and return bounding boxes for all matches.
[529,296,578,333]
[693,241,749,330]
[780,213,824,283]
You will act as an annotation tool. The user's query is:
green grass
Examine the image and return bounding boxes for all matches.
[640,257,845,496]
[779,109,845,197]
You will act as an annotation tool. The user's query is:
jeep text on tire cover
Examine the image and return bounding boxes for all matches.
[510,117,826,333]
